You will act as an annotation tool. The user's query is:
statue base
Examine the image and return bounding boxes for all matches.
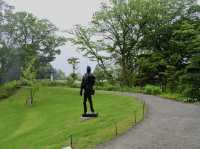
[62,146,72,149]
[80,112,98,121]
[82,112,98,117]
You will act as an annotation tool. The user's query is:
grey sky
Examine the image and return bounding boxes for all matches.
[6,0,109,75]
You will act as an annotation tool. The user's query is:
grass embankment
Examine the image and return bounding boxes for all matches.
[0,87,143,149]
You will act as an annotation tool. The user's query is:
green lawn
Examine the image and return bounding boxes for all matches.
[0,87,143,149]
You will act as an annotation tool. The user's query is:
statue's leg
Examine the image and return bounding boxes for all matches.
[88,95,94,112]
[83,94,87,114]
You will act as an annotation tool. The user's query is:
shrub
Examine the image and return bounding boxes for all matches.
[120,86,140,92]
[103,82,119,91]
[183,87,200,102]
[40,80,67,87]
[39,79,81,88]
[96,82,121,91]
[143,85,161,95]
[95,82,143,92]
[66,76,75,86]
[66,76,81,88]
[0,81,21,99]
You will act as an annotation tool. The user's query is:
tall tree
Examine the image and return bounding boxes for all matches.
[0,3,66,83]
[174,4,200,101]
[68,0,195,86]
[0,0,15,83]
[5,12,65,66]
[133,0,198,89]
[68,0,145,86]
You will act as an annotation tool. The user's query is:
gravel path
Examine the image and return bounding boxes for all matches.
[95,93,200,149]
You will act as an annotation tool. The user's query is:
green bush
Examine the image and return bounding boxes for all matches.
[66,76,75,86]
[39,80,67,87]
[96,82,121,91]
[143,85,161,95]
[160,92,184,102]
[103,83,120,91]
[39,79,81,88]
[183,87,200,102]
[95,82,143,93]
[66,76,81,88]
[120,86,142,92]
[0,81,21,99]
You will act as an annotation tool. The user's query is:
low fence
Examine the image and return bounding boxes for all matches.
[63,101,146,149]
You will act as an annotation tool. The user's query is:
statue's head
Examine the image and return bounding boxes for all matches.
[87,66,91,74]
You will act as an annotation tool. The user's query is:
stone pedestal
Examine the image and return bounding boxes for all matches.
[82,112,98,117]
[62,146,72,149]
[80,112,98,121]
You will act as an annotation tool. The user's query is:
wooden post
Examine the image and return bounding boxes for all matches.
[70,135,73,149]
[115,123,118,136]
[143,101,145,118]
[134,111,137,125]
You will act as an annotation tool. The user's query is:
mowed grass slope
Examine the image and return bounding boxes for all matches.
[0,87,143,149]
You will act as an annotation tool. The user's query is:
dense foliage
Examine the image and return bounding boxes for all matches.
[68,0,200,102]
[0,0,65,83]
[0,81,21,99]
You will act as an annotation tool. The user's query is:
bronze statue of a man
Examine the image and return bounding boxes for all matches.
[80,66,96,115]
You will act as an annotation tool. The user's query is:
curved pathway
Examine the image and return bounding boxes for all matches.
[95,93,200,149]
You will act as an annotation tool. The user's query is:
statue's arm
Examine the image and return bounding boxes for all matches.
[80,76,85,96]
[92,75,96,87]
[93,76,96,85]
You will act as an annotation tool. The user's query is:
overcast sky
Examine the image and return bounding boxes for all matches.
[6,0,109,75]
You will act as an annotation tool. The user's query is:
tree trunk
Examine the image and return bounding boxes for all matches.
[121,57,132,87]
